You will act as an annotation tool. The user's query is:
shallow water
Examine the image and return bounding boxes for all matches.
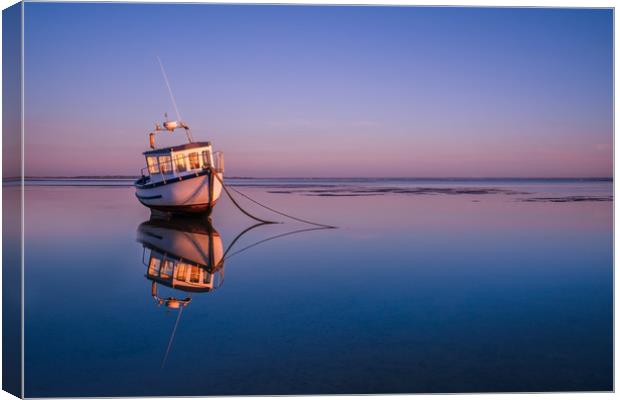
[22,179,612,396]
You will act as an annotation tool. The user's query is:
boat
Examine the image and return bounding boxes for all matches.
[134,118,224,214]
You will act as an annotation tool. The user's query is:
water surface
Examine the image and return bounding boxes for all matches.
[23,179,613,396]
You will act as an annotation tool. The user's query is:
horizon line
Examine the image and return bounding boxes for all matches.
[10,175,615,181]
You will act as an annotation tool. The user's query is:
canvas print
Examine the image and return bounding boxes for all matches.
[2,2,614,397]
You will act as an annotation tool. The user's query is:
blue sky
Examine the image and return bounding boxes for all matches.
[24,4,612,177]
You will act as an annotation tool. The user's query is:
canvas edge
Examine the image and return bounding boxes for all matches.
[2,1,24,399]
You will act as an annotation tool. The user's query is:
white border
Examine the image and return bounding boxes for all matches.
[0,1,616,400]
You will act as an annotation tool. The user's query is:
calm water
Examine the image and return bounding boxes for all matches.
[23,179,612,396]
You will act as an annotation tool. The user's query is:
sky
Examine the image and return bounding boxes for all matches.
[23,3,612,178]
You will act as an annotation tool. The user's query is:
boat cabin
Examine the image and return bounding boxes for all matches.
[139,141,224,184]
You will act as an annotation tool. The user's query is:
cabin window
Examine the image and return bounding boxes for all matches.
[147,157,160,174]
[174,154,187,173]
[148,257,161,277]
[158,155,172,174]
[202,151,213,167]
[161,259,174,279]
[188,152,200,169]
[203,271,212,284]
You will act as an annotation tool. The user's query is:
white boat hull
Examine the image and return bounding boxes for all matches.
[134,171,223,214]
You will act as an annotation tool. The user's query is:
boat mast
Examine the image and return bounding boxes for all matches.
[152,56,194,147]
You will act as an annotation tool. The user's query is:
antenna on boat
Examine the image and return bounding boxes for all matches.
[156,56,194,143]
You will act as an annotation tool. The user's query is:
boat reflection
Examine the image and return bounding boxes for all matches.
[136,215,332,367]
[137,217,225,309]
[137,217,331,309]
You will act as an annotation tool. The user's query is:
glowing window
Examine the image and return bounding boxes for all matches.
[174,154,187,172]
[160,260,174,279]
[158,155,172,174]
[189,152,200,169]
[147,157,159,174]
[189,266,201,283]
[175,263,188,281]
[148,257,161,277]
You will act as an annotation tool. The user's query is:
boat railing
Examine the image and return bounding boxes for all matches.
[213,151,224,173]
[139,151,224,184]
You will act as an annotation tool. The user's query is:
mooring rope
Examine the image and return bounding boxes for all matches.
[227,185,338,228]
[214,224,330,271]
[211,169,337,229]
[220,222,269,261]
[213,171,277,224]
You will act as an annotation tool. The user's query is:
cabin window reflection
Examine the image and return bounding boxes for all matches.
[189,152,200,169]
[147,157,160,174]
[176,263,188,281]
[161,259,174,279]
[190,266,201,283]
[159,155,172,174]
[174,154,187,173]
[148,257,161,277]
